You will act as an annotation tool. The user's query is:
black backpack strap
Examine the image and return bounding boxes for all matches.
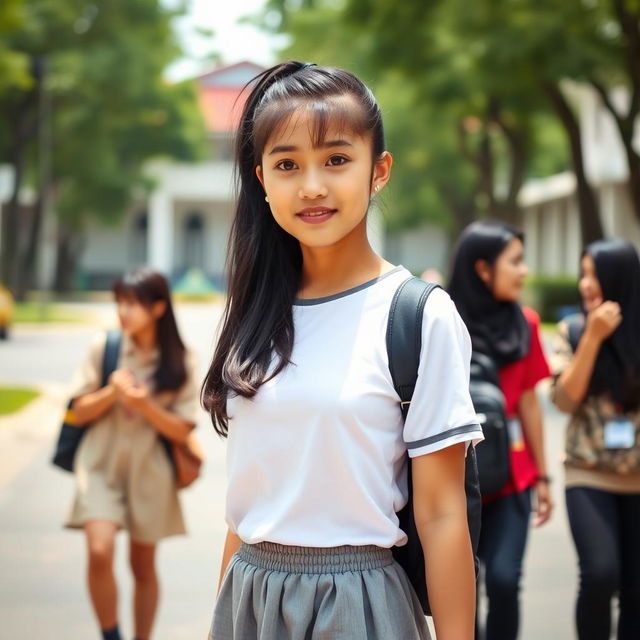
[386,277,440,415]
[101,330,122,386]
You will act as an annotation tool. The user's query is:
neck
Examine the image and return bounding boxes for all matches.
[131,323,157,351]
[298,218,393,298]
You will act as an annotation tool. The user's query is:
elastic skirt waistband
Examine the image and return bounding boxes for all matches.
[237,542,394,574]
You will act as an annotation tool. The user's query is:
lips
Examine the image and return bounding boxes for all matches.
[296,207,337,224]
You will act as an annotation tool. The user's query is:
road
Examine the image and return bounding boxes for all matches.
[0,303,583,639]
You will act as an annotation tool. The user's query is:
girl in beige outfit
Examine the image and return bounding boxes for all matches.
[66,268,200,640]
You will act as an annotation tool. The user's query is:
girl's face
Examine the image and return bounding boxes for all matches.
[579,253,603,312]
[477,237,528,302]
[256,98,391,250]
[116,295,164,337]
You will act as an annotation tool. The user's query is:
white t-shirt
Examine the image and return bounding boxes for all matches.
[225,266,483,548]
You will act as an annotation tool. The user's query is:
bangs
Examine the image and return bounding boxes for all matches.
[112,277,152,306]
[253,95,374,159]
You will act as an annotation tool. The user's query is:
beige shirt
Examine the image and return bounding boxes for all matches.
[550,320,640,494]
[65,331,201,543]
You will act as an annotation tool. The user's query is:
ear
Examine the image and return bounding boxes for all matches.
[152,300,167,319]
[475,259,492,286]
[255,165,265,189]
[371,151,393,193]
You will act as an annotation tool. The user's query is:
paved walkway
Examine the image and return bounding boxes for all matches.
[0,307,585,639]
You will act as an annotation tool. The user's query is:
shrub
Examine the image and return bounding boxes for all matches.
[523,275,581,323]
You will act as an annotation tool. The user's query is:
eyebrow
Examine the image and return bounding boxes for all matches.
[268,139,353,155]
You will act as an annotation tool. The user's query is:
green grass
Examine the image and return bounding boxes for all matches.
[13,302,86,324]
[0,387,39,416]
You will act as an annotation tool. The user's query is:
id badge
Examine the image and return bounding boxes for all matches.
[603,418,636,449]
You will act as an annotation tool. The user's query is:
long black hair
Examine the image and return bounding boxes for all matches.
[201,61,386,436]
[582,239,640,409]
[112,267,187,392]
[448,220,530,367]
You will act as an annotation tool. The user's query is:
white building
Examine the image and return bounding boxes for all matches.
[519,83,640,277]
[75,61,265,290]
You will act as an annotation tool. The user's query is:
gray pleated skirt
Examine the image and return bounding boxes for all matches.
[210,542,431,640]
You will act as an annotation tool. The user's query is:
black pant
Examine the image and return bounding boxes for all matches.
[477,489,532,640]
[566,487,640,640]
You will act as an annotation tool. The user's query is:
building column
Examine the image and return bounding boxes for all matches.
[148,190,174,276]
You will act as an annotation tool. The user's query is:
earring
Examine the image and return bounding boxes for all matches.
[374,185,380,193]
[265,196,269,203]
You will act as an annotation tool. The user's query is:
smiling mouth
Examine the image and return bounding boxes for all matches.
[296,207,337,217]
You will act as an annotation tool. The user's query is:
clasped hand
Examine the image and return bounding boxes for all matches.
[109,368,149,412]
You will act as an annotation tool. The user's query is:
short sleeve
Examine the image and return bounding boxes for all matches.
[403,289,484,458]
[69,332,107,399]
[521,309,551,391]
[169,350,201,426]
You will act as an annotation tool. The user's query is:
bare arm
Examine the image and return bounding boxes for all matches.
[218,528,242,593]
[413,443,475,640]
[518,389,553,527]
[555,302,621,413]
[71,385,118,424]
[134,397,194,442]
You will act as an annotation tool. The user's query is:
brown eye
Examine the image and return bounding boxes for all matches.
[327,155,348,166]
[276,159,297,171]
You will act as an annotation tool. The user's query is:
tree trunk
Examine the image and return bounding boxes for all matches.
[542,81,604,245]
[16,57,52,301]
[53,226,82,293]
[625,147,640,224]
[1,138,24,293]
[1,73,39,295]
[492,106,527,227]
[589,79,640,225]
[15,196,45,300]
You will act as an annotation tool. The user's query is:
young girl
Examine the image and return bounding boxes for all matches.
[65,268,200,640]
[448,221,553,640]
[202,61,483,640]
[551,239,640,640]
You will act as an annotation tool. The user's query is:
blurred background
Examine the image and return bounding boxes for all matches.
[1,0,639,638]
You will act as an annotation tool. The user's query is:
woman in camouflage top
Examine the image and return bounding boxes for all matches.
[552,239,640,640]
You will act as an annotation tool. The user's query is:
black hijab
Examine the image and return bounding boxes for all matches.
[448,221,531,368]
[582,239,640,410]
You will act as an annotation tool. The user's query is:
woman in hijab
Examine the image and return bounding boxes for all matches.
[449,221,553,640]
[551,239,640,640]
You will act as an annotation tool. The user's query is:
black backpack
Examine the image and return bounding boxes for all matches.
[387,276,481,616]
[470,352,510,496]
[52,330,121,472]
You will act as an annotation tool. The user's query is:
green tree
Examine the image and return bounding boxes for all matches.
[0,0,205,297]
[585,0,640,224]
[261,0,569,237]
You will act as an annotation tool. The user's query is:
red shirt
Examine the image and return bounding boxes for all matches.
[488,307,551,500]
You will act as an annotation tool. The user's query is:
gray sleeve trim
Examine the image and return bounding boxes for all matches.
[406,423,482,450]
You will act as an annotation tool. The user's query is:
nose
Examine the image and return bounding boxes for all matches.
[298,170,327,200]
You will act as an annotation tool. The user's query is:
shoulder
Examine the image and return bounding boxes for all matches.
[87,331,109,359]
[423,286,458,320]
[521,305,541,328]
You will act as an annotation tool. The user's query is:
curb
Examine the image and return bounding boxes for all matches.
[0,383,67,489]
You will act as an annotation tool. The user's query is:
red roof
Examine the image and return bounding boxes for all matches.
[196,61,265,134]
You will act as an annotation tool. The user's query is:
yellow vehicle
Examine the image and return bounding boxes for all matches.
[0,285,14,340]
